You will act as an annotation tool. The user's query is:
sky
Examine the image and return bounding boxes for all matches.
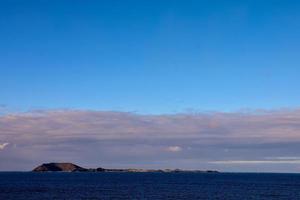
[1,0,300,172]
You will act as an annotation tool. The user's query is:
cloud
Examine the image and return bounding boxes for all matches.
[166,146,182,152]
[265,156,300,160]
[209,160,300,164]
[1,109,300,171]
[0,143,9,150]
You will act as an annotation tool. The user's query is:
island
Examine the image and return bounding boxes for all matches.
[32,162,219,173]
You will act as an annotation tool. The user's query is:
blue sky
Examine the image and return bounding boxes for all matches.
[1,0,300,114]
[1,1,300,172]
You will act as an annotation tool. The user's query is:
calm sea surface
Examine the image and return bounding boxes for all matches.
[0,172,300,199]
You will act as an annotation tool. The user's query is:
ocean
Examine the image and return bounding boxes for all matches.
[0,172,300,199]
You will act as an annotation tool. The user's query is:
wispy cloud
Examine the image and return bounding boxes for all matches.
[1,109,300,171]
[166,146,182,152]
[210,160,300,164]
[265,156,300,160]
[0,143,9,150]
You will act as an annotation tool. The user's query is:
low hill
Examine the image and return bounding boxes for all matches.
[33,163,88,172]
[32,162,219,173]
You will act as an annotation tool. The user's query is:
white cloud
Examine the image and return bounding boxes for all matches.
[265,156,300,160]
[166,146,182,152]
[1,109,300,171]
[0,143,9,150]
[209,160,300,164]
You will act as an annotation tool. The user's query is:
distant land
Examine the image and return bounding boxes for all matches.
[33,163,219,173]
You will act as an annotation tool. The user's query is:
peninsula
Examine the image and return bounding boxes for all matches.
[32,163,219,173]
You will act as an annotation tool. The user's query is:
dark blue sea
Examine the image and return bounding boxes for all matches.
[1,172,300,200]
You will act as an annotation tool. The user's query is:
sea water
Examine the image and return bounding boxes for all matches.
[0,172,300,199]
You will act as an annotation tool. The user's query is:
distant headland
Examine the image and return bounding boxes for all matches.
[33,163,219,173]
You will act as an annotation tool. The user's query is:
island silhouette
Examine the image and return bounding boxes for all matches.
[33,163,219,173]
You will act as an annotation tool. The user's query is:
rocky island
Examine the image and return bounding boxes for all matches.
[33,162,219,173]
